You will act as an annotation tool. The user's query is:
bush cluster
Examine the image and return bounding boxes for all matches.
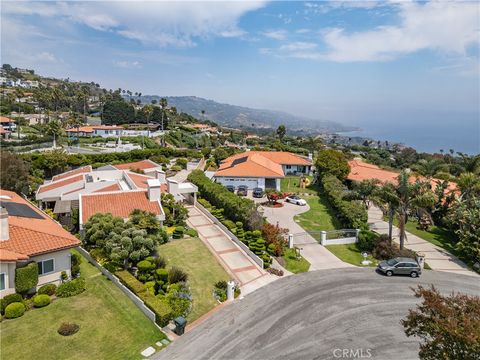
[372,234,418,260]
[172,226,185,239]
[357,230,378,252]
[58,323,80,336]
[188,170,261,230]
[0,293,23,315]
[5,302,26,319]
[56,277,86,298]
[321,175,368,229]
[15,262,39,295]
[33,294,51,308]
[38,283,57,296]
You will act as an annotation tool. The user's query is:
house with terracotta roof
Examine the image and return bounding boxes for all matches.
[0,116,16,132]
[65,125,123,138]
[0,190,80,296]
[214,151,312,191]
[347,159,457,195]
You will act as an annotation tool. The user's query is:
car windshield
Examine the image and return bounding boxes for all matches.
[386,259,398,266]
[291,195,299,199]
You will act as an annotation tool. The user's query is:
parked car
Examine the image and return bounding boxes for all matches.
[285,194,307,206]
[252,187,264,198]
[237,185,248,196]
[225,185,235,193]
[377,257,421,278]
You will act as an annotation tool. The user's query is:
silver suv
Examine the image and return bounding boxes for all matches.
[377,257,421,278]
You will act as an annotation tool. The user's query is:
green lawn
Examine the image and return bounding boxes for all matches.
[0,251,165,360]
[326,243,378,267]
[280,175,319,195]
[283,248,311,273]
[294,193,342,232]
[159,238,230,322]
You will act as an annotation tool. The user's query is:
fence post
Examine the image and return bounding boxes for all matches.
[288,234,294,248]
[227,280,235,301]
[355,229,360,242]
[320,231,327,246]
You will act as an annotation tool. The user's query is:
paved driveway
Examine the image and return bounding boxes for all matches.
[260,201,351,270]
[155,268,480,360]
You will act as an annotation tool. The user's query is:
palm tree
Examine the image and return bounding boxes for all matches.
[159,98,168,132]
[376,172,435,249]
[46,119,63,148]
[142,104,153,149]
[345,179,380,209]
[456,172,480,200]
[412,158,448,178]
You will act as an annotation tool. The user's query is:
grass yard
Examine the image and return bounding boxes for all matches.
[159,237,230,322]
[326,243,378,267]
[0,251,165,360]
[283,248,311,273]
[294,193,342,232]
[281,175,319,195]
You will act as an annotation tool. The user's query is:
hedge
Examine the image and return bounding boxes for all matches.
[38,283,57,296]
[15,262,39,294]
[0,293,23,315]
[33,294,51,308]
[115,270,172,326]
[56,277,86,298]
[5,302,26,319]
[188,170,260,230]
[321,175,368,229]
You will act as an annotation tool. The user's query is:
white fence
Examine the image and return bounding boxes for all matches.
[195,203,264,269]
[76,247,157,325]
[291,229,359,246]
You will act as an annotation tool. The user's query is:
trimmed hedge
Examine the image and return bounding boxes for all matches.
[185,228,198,237]
[188,170,260,230]
[56,277,86,298]
[115,270,172,326]
[38,284,57,296]
[172,226,185,239]
[15,262,39,294]
[33,294,51,308]
[321,175,368,229]
[5,302,25,319]
[0,293,23,315]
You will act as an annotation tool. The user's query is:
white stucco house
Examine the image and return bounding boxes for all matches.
[0,190,80,297]
[213,151,313,191]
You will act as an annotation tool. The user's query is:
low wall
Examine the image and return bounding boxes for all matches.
[76,247,157,324]
[323,237,357,246]
[195,203,264,269]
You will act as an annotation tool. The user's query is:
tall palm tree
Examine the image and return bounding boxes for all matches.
[142,104,153,149]
[159,98,168,132]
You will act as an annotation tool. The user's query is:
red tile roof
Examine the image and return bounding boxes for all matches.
[37,174,84,194]
[93,183,121,193]
[65,126,94,133]
[52,165,92,181]
[0,126,10,134]
[80,190,163,224]
[215,151,310,178]
[0,190,80,261]
[113,160,160,171]
[127,172,152,189]
[0,116,14,123]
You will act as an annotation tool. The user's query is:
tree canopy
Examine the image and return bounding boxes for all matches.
[315,149,350,181]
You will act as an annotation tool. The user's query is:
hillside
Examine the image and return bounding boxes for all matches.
[130,95,355,135]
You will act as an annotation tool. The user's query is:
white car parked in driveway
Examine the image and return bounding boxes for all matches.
[285,195,307,206]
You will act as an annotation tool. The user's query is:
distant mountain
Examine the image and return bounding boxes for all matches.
[134,95,356,135]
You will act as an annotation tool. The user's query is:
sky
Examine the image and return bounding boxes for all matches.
[1,0,479,153]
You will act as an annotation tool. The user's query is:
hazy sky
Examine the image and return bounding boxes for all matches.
[2,1,479,134]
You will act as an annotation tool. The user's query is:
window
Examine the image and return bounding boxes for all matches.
[0,273,5,290]
[38,259,54,275]
[286,165,291,169]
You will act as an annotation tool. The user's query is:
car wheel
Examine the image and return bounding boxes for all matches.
[410,271,418,278]
[386,270,393,277]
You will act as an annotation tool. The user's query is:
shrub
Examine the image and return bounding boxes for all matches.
[15,262,39,294]
[266,267,284,276]
[197,198,212,209]
[155,268,169,283]
[373,236,397,260]
[71,253,82,277]
[170,165,182,172]
[175,158,188,169]
[116,270,147,295]
[172,226,185,239]
[0,293,23,315]
[58,323,80,336]
[185,228,198,237]
[168,266,188,284]
[153,256,167,269]
[56,277,86,298]
[137,260,155,273]
[213,280,241,302]
[38,284,57,296]
[357,230,378,252]
[33,294,51,308]
[144,296,173,327]
[5,302,25,319]
[222,220,237,231]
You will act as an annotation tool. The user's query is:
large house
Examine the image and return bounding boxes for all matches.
[66,125,123,138]
[0,116,16,132]
[0,190,80,296]
[36,160,198,229]
[213,151,312,191]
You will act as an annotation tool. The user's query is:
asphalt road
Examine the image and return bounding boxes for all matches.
[156,268,479,360]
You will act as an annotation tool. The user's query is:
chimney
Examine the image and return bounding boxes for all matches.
[0,207,9,241]
[147,179,161,201]
[156,170,166,184]
[308,153,313,161]
[167,178,179,195]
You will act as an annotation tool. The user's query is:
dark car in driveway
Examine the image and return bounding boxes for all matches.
[237,185,248,196]
[226,185,235,192]
[252,187,264,198]
[377,257,421,278]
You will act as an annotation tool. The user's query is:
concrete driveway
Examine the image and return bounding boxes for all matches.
[260,201,351,270]
[155,268,480,360]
